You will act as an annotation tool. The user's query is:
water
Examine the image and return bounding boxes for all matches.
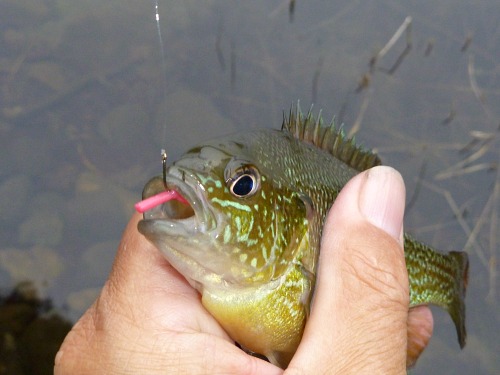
[0,0,498,373]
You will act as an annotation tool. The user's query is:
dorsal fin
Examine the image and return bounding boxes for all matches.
[281,104,382,172]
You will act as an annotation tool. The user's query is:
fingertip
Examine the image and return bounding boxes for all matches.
[359,166,406,245]
[125,212,146,238]
[407,306,434,367]
[109,212,170,295]
[321,166,406,257]
[119,212,157,256]
[298,166,409,373]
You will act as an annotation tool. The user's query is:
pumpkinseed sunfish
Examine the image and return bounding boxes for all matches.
[137,107,468,368]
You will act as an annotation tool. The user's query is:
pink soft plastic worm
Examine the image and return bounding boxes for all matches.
[134,190,189,213]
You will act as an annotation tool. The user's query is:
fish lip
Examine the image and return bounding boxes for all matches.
[139,167,217,235]
[137,167,227,289]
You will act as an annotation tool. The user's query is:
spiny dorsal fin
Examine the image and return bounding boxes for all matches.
[282,104,381,172]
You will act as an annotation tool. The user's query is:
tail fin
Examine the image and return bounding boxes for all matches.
[447,251,469,348]
[405,236,469,349]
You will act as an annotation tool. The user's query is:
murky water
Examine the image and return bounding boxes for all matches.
[0,0,498,373]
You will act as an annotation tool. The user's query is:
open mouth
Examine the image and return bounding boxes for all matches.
[136,170,214,234]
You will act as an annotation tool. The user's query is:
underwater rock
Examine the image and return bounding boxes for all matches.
[18,211,64,247]
[0,174,32,226]
[0,246,63,288]
[64,172,130,243]
[98,103,150,149]
[81,240,117,281]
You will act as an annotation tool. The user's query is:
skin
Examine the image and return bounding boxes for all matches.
[54,166,433,374]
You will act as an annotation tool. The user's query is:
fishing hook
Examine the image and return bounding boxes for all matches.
[161,149,168,189]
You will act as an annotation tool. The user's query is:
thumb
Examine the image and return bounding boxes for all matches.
[289,166,409,374]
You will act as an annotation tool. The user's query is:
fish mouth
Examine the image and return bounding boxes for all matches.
[138,168,217,236]
[137,168,225,290]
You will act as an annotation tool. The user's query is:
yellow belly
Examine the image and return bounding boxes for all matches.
[202,265,311,368]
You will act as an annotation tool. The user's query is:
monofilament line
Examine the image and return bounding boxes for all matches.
[154,0,169,142]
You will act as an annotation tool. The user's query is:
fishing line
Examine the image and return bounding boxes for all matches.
[153,0,169,143]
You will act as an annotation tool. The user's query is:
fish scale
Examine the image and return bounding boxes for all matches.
[138,107,468,369]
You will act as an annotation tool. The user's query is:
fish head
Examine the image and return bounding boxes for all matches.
[138,135,312,292]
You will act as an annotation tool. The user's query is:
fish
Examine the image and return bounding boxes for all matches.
[137,107,469,369]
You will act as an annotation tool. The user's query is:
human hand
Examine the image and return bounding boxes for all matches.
[286,166,433,374]
[54,166,432,374]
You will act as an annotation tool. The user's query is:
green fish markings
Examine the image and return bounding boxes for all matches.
[138,107,468,368]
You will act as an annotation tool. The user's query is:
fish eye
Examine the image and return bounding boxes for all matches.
[226,163,260,198]
[231,174,256,197]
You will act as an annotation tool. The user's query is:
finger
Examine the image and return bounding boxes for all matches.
[56,316,282,375]
[151,333,284,375]
[407,306,434,367]
[111,212,195,299]
[54,213,201,372]
[55,214,218,373]
[55,214,283,375]
[85,213,217,334]
[288,166,409,374]
[104,213,211,331]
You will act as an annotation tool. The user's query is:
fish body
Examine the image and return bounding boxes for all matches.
[138,109,468,368]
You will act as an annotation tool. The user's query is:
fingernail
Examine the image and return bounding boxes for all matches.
[358,166,405,242]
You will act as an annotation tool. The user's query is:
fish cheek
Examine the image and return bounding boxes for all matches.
[205,188,263,275]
